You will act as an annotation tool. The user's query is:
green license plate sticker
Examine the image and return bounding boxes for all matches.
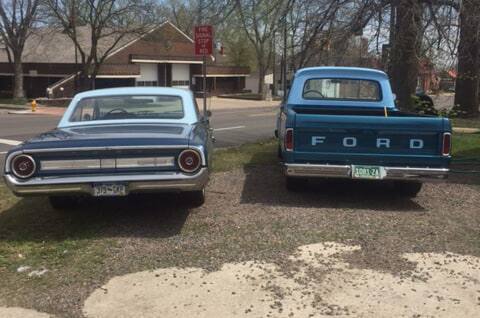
[352,165,385,179]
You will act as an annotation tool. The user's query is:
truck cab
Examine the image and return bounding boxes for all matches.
[277,67,451,197]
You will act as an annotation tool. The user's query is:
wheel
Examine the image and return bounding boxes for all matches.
[394,181,423,198]
[185,188,205,207]
[286,177,307,192]
[277,145,282,159]
[49,196,78,210]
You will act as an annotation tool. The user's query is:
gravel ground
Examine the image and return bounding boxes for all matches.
[0,164,479,317]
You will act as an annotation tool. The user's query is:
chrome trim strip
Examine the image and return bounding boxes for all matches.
[41,159,101,171]
[284,164,449,181]
[116,157,175,168]
[4,168,209,196]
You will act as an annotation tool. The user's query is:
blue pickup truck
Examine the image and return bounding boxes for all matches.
[276,67,451,197]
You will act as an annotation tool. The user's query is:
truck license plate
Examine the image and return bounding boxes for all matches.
[352,165,385,179]
[93,184,127,197]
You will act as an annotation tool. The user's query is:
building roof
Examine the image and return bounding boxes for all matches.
[0,21,189,64]
[0,26,137,64]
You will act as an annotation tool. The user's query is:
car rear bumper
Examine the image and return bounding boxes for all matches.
[3,168,209,196]
[284,164,448,181]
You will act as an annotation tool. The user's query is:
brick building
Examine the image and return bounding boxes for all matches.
[0,21,249,98]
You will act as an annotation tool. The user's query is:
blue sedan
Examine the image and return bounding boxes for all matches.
[3,87,214,208]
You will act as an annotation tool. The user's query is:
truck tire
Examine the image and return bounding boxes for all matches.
[394,181,423,198]
[286,177,307,191]
[49,196,78,210]
[185,188,205,207]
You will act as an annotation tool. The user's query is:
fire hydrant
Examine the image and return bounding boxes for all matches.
[31,99,37,112]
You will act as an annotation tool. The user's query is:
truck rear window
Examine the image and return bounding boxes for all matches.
[303,78,381,101]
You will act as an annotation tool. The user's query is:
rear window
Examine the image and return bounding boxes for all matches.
[303,78,381,101]
[70,95,184,122]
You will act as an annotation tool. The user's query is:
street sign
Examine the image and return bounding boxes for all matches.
[195,25,213,56]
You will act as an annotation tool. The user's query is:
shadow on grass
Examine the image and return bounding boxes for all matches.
[240,152,427,212]
[0,193,192,244]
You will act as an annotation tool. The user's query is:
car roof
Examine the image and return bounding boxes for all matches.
[57,87,199,128]
[74,87,194,99]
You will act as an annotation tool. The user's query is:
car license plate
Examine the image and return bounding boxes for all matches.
[93,183,127,197]
[352,165,385,179]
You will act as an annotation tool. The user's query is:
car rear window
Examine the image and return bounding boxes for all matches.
[303,78,381,101]
[70,95,184,122]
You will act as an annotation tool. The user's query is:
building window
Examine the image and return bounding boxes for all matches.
[172,80,190,86]
[136,81,158,86]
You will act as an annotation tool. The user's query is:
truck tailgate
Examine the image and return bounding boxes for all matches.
[293,113,448,167]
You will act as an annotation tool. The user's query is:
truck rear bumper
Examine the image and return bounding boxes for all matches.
[284,164,448,181]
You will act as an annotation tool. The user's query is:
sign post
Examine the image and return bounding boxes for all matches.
[194,25,213,117]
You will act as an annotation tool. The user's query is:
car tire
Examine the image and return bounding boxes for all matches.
[394,181,423,198]
[185,188,205,207]
[49,196,78,210]
[286,177,307,192]
[277,145,283,159]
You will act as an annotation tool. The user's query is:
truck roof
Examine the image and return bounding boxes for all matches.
[295,67,388,81]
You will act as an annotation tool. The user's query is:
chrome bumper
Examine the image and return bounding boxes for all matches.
[284,164,448,181]
[3,168,209,196]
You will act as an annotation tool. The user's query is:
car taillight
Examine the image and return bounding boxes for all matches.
[178,149,201,173]
[11,154,36,179]
[442,132,451,156]
[284,128,294,151]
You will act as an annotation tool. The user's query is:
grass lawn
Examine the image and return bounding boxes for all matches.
[451,117,480,129]
[0,98,28,106]
[452,133,480,159]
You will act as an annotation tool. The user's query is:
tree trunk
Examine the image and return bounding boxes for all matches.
[454,0,480,118]
[257,65,266,99]
[13,56,25,99]
[388,0,422,112]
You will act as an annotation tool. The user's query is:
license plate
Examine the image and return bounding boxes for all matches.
[93,183,127,197]
[352,165,385,180]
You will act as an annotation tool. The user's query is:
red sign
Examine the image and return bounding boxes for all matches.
[195,25,213,56]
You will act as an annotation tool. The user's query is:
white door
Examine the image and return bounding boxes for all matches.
[136,64,158,86]
[171,64,190,89]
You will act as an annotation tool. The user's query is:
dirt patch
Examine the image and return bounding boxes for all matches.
[0,306,52,318]
[0,165,479,317]
[83,242,480,317]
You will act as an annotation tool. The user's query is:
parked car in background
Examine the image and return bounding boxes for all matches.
[276,67,451,197]
[3,87,213,208]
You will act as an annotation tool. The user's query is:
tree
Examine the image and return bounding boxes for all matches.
[45,0,157,91]
[235,0,292,98]
[165,0,235,36]
[0,0,40,99]
[454,0,479,117]
[388,0,423,111]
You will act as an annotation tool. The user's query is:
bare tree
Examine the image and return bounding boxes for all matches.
[454,0,479,117]
[0,0,40,99]
[235,0,293,98]
[45,0,157,91]
[166,0,235,35]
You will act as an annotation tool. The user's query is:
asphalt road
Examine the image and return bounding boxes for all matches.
[0,106,278,166]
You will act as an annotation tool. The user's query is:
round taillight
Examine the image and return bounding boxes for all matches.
[178,150,201,173]
[11,154,36,179]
